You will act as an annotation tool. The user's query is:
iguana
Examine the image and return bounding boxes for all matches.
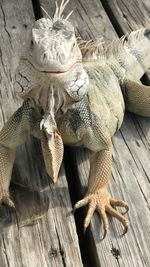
[0,0,150,238]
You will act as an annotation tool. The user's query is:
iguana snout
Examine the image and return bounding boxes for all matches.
[28,18,82,76]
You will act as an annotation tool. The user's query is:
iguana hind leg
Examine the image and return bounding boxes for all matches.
[74,141,128,238]
[0,100,41,208]
[124,78,150,117]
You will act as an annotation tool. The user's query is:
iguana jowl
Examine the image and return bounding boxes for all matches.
[0,0,150,237]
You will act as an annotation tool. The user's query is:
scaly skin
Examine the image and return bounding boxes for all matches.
[0,0,150,237]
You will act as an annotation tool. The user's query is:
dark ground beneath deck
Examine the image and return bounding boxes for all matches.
[0,0,150,267]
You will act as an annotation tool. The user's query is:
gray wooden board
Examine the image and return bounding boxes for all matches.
[0,1,83,266]
[40,0,150,266]
[0,0,33,127]
[101,0,150,32]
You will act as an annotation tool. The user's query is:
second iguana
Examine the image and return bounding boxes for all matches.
[0,0,150,238]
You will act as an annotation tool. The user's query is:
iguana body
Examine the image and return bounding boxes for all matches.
[0,0,150,237]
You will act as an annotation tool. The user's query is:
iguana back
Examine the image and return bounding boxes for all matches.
[74,28,150,137]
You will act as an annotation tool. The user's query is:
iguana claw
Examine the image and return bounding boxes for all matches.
[73,188,129,238]
[0,191,15,209]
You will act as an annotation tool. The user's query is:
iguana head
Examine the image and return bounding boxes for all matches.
[28,0,82,76]
[15,0,88,102]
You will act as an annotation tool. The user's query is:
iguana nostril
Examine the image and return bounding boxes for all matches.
[43,53,46,60]
[42,52,48,63]
[42,52,52,63]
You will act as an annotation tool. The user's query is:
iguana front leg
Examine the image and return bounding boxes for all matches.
[0,100,41,208]
[124,78,150,117]
[74,141,128,238]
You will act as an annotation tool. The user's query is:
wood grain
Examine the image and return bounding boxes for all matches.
[101,0,150,33]
[0,0,34,126]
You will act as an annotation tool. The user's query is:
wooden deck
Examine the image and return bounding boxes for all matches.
[0,0,150,266]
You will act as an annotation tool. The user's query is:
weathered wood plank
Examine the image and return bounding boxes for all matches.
[40,0,150,266]
[0,0,34,126]
[0,1,83,266]
[13,139,83,267]
[101,0,150,33]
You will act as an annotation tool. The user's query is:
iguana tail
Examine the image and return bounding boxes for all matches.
[123,29,150,117]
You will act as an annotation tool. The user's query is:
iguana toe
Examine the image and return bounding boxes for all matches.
[106,205,128,234]
[110,198,129,214]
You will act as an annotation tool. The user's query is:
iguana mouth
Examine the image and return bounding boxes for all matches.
[21,58,82,77]
[43,61,82,77]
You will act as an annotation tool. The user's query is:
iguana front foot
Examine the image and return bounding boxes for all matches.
[0,190,15,209]
[74,187,129,238]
